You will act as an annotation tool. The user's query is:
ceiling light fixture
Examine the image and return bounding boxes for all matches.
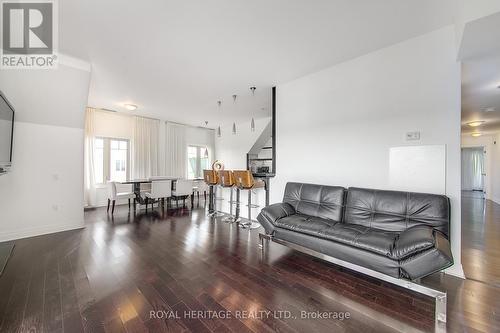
[467,121,485,127]
[471,133,482,137]
[124,104,138,111]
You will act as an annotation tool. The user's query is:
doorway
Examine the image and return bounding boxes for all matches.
[461,147,485,199]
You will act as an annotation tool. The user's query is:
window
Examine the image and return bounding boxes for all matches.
[93,138,129,183]
[187,145,210,179]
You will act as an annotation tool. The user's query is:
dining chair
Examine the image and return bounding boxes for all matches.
[171,179,194,208]
[107,181,136,215]
[192,180,209,204]
[144,180,172,212]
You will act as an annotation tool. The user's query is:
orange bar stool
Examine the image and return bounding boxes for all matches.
[203,169,224,217]
[233,170,265,229]
[218,170,240,223]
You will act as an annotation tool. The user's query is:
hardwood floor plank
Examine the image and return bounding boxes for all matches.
[59,255,85,333]
[43,251,63,333]
[19,253,46,333]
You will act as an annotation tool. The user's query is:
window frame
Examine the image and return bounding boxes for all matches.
[94,137,130,185]
[187,145,210,179]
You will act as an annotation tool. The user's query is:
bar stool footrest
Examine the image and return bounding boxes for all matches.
[239,221,261,229]
[222,216,241,223]
[246,204,260,208]
[208,211,225,217]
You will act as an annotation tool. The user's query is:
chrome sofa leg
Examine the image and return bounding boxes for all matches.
[259,233,272,249]
[436,293,447,322]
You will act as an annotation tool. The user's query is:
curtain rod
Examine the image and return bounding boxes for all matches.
[166,120,215,131]
[93,107,215,131]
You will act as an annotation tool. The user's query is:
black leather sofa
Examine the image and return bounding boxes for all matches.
[257,182,453,280]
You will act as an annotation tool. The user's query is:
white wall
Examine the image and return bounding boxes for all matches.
[461,134,495,200]
[215,117,271,220]
[274,26,463,278]
[0,62,91,241]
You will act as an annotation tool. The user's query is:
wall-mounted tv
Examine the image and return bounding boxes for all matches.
[0,91,14,174]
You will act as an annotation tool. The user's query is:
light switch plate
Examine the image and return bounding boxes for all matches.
[406,131,420,141]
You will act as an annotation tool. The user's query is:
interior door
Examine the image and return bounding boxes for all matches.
[461,147,485,192]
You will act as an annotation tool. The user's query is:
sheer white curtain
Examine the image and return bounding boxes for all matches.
[165,122,187,178]
[461,147,484,191]
[132,116,160,178]
[84,107,97,207]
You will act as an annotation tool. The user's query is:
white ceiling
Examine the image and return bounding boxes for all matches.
[462,56,500,135]
[59,0,454,127]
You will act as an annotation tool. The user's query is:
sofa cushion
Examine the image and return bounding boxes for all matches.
[275,214,337,237]
[318,224,398,257]
[393,225,435,260]
[275,215,398,258]
[283,182,345,222]
[344,187,450,237]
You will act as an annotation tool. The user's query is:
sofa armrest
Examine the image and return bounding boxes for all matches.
[257,203,296,235]
[393,225,435,260]
[260,203,296,224]
[399,231,453,280]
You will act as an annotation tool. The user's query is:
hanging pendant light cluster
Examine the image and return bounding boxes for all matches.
[216,86,258,138]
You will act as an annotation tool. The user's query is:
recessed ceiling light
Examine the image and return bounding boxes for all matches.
[471,133,482,137]
[124,104,138,111]
[467,121,485,127]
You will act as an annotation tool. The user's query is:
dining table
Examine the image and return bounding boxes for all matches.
[121,177,203,205]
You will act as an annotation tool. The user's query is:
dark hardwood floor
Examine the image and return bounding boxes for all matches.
[0,201,499,332]
[461,194,500,287]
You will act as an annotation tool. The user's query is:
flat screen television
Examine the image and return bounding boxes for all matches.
[0,91,14,173]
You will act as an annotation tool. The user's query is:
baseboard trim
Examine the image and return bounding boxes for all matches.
[491,197,500,206]
[0,222,85,242]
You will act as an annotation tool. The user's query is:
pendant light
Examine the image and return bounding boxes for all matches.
[217,100,222,138]
[232,94,237,135]
[250,86,257,132]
